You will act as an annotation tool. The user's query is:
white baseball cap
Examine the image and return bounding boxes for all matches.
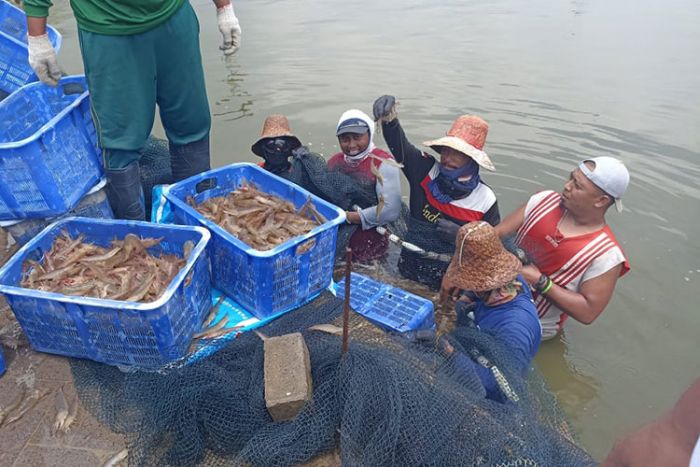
[579,157,629,212]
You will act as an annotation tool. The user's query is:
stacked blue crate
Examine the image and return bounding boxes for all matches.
[0,178,114,246]
[0,0,62,96]
[0,76,103,220]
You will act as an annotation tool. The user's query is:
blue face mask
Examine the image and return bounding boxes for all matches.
[428,159,480,203]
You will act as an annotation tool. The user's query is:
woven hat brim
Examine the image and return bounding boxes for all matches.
[444,249,522,292]
[423,136,495,171]
[251,134,302,157]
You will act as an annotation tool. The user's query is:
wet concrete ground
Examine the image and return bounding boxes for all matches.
[0,305,127,467]
[0,307,342,467]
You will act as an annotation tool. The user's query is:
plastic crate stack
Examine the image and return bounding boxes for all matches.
[0,75,104,222]
[334,272,435,333]
[0,2,104,233]
[165,163,346,319]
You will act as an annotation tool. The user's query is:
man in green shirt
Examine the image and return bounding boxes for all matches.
[24,0,242,220]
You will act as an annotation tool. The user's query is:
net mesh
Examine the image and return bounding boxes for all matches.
[70,291,594,467]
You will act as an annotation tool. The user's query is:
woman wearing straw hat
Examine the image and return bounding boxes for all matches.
[373,95,500,290]
[439,221,541,402]
[252,114,306,176]
[327,109,402,262]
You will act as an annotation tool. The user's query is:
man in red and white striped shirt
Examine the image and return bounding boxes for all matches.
[494,157,630,339]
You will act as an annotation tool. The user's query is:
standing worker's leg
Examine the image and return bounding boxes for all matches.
[78,29,158,220]
[154,2,212,182]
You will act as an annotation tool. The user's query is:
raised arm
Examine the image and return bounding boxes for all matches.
[373,95,434,185]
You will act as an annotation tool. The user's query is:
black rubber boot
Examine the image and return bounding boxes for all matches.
[105,161,146,221]
[169,137,211,183]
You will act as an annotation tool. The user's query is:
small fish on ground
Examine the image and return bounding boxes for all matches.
[307,324,344,336]
[52,386,68,434]
[201,295,226,329]
[102,449,128,467]
[59,396,79,434]
[0,386,26,427]
[3,389,50,426]
[193,315,229,339]
[253,330,268,341]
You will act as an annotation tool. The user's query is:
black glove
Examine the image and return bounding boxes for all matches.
[372,95,396,121]
[436,218,460,242]
[502,234,531,265]
[291,145,310,159]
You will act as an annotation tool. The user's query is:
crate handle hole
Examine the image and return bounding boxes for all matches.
[62,83,85,95]
[195,178,217,194]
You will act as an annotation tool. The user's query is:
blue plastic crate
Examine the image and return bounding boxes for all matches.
[334,273,435,333]
[0,75,103,220]
[1,178,113,246]
[0,0,62,95]
[0,217,212,369]
[165,163,346,319]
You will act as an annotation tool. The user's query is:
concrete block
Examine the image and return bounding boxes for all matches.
[264,332,312,421]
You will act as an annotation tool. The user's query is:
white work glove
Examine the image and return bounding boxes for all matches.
[27,34,61,86]
[216,4,242,55]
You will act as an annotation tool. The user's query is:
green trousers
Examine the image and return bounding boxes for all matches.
[78,1,211,169]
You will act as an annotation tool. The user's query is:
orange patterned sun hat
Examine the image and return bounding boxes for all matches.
[423,115,495,171]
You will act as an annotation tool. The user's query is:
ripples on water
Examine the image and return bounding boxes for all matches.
[50,0,700,460]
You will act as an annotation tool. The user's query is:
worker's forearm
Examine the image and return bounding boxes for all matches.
[27,16,48,37]
[494,203,525,239]
[539,283,601,325]
[213,0,231,8]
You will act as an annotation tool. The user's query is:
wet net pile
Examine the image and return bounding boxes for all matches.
[70,291,594,467]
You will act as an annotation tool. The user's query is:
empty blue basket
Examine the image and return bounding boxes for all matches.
[0,75,103,220]
[0,0,62,96]
[0,217,212,369]
[334,273,435,333]
[165,163,346,319]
